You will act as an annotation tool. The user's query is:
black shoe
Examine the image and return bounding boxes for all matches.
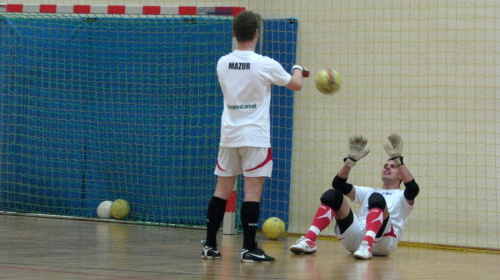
[241,246,275,263]
[201,240,221,259]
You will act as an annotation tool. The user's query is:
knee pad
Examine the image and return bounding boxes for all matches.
[320,189,344,212]
[368,193,386,210]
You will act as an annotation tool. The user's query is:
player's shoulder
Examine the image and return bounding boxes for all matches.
[240,51,275,62]
[218,52,235,62]
[219,51,270,62]
[247,54,278,68]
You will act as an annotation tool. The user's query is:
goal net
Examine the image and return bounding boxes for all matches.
[0,5,298,230]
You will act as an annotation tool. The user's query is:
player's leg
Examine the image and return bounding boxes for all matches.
[202,175,236,259]
[333,209,365,252]
[240,176,274,262]
[202,147,241,259]
[241,176,264,253]
[290,189,349,254]
[371,219,398,256]
[239,147,275,263]
[353,193,388,260]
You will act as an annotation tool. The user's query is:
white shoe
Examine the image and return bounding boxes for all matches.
[353,241,372,260]
[290,236,317,254]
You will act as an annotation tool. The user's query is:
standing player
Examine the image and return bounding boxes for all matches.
[201,11,309,263]
[290,133,419,260]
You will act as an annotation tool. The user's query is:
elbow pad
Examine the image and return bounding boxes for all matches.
[332,175,353,195]
[404,179,420,200]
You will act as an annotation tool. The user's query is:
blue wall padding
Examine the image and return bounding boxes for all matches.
[0,16,297,227]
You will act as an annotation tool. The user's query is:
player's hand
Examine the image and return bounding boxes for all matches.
[344,134,370,167]
[292,65,310,78]
[384,133,404,166]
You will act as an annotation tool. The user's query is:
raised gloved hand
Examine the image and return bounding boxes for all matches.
[384,133,404,166]
[344,134,370,167]
[292,65,310,78]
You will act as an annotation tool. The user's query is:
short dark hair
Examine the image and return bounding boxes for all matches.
[233,11,259,42]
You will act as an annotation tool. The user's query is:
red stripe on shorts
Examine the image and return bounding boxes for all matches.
[244,148,272,172]
[216,162,225,171]
[382,225,397,239]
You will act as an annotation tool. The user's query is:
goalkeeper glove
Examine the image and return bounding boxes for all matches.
[344,134,370,167]
[384,133,404,166]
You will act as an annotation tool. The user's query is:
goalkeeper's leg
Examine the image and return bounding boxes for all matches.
[291,189,350,254]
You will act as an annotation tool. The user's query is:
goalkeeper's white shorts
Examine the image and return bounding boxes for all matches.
[333,211,399,256]
[214,146,273,178]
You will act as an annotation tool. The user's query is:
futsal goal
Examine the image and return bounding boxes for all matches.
[0,4,299,233]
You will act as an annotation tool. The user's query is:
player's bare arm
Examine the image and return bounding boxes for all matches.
[332,134,370,201]
[286,65,309,91]
[384,133,419,206]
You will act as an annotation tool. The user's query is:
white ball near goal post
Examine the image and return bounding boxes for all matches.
[97,200,113,219]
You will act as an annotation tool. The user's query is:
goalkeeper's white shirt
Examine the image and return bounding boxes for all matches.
[353,186,414,240]
[217,50,291,147]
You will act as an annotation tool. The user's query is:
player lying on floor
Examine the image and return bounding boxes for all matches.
[290,133,419,260]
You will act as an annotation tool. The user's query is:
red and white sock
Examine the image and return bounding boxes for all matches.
[304,204,334,243]
[363,208,384,248]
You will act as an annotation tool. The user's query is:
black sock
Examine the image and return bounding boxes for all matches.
[241,201,260,251]
[205,196,227,247]
[336,209,354,234]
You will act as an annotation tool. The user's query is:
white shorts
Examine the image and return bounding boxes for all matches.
[333,212,399,256]
[214,147,273,177]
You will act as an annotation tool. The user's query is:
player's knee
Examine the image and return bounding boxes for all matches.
[320,189,344,212]
[368,193,386,210]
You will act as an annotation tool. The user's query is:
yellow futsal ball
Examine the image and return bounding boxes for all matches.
[262,217,286,240]
[110,199,130,220]
[315,67,342,94]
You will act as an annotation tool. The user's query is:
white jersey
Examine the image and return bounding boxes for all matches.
[216,50,291,147]
[353,186,414,240]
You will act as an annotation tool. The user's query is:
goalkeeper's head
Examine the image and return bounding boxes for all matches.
[382,159,403,187]
[233,11,260,43]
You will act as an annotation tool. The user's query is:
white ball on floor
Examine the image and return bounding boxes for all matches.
[97,200,113,219]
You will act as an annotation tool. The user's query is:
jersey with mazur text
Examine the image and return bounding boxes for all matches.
[217,50,291,147]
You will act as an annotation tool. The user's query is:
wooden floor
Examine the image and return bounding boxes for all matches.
[0,214,499,280]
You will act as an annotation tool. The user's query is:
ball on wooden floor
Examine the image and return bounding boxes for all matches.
[97,200,113,219]
[262,217,286,240]
[315,67,342,94]
[110,199,130,220]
